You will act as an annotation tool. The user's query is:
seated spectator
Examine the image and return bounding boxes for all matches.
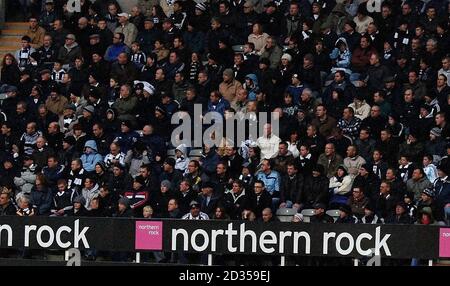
[310,202,334,223]
[30,174,53,216]
[335,204,357,224]
[329,166,353,208]
[80,140,103,173]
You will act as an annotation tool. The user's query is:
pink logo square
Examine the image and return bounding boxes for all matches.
[135,221,163,250]
[439,228,450,258]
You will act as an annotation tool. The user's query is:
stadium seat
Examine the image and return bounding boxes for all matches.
[232,45,244,53]
[326,210,340,222]
[167,149,176,159]
[276,208,297,222]
[189,148,203,159]
[300,209,315,223]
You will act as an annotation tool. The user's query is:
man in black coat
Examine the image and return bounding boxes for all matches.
[247,180,272,219]
[375,181,398,220]
[0,192,17,216]
[385,201,413,224]
[310,203,334,223]
[197,182,221,218]
[299,164,329,209]
[280,163,304,209]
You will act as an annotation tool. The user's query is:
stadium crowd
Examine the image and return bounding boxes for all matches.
[0,0,450,262]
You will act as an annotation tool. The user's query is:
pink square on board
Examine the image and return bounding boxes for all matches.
[135,221,163,250]
[439,228,450,258]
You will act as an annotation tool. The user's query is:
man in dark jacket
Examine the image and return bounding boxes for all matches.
[159,158,183,191]
[247,180,272,219]
[385,202,413,224]
[198,182,221,218]
[310,203,334,223]
[0,192,17,216]
[280,163,304,209]
[375,181,398,220]
[434,163,450,221]
[335,204,357,223]
[300,164,329,209]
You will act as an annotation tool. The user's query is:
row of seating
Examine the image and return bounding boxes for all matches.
[166,148,203,161]
[276,208,341,223]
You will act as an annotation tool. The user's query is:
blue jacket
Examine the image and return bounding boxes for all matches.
[141,134,166,158]
[200,150,220,176]
[207,98,230,115]
[256,170,281,196]
[114,131,140,154]
[105,43,131,62]
[80,140,103,172]
[244,74,259,101]
[42,165,65,186]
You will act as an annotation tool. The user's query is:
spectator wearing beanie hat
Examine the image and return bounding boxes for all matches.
[425,127,446,162]
[114,197,133,217]
[159,157,183,188]
[150,179,176,218]
[219,68,243,104]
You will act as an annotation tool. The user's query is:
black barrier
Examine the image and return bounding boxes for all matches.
[0,217,448,259]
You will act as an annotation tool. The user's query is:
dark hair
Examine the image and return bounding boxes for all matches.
[115,32,125,42]
[1,53,18,67]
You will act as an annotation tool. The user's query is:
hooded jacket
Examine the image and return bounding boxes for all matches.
[80,140,103,172]
[175,144,190,173]
[330,37,352,73]
[82,183,100,210]
[243,73,259,101]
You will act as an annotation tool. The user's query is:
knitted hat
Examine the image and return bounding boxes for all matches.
[223,68,234,78]
[83,105,95,114]
[430,127,442,137]
[118,197,130,207]
[195,2,207,11]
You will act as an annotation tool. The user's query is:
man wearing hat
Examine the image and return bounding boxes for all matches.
[417,188,437,219]
[359,203,383,224]
[159,158,183,188]
[197,182,221,218]
[123,176,150,217]
[336,204,357,223]
[114,197,133,217]
[77,105,97,137]
[219,68,243,104]
[182,200,209,220]
[386,201,413,224]
[310,202,334,223]
[45,85,68,116]
[136,17,161,54]
[113,120,140,154]
[115,12,138,47]
[58,34,82,68]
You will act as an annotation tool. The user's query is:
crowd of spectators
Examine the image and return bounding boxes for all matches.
[0,0,450,262]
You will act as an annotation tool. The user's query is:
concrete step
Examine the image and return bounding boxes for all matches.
[4,22,29,30]
[0,46,19,51]
[1,29,28,36]
[0,37,21,46]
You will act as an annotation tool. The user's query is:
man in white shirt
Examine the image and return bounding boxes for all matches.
[257,123,281,159]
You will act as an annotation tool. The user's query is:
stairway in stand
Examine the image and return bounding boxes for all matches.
[0,22,28,61]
